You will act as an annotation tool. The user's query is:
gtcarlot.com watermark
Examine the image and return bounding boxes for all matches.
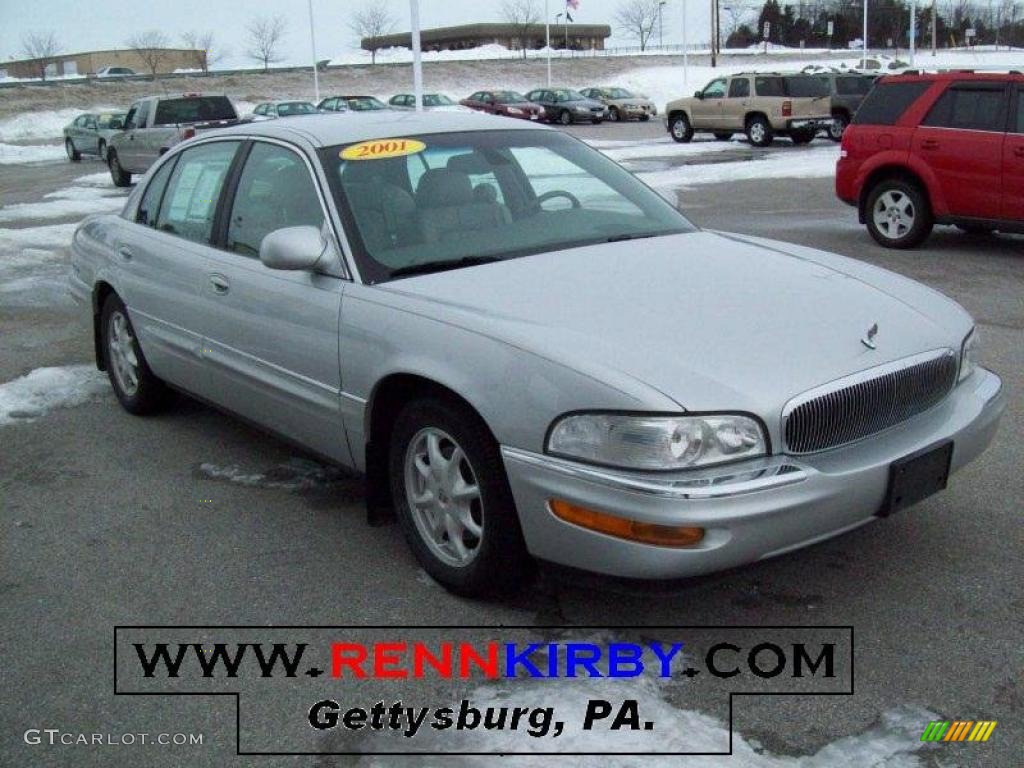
[24,729,203,747]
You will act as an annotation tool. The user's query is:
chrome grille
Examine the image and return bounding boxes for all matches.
[784,350,958,454]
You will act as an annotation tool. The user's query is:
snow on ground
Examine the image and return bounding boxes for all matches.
[0,223,77,308]
[0,107,119,143]
[0,178,126,223]
[0,365,108,426]
[638,144,840,189]
[0,142,65,164]
[199,457,362,496]
[591,136,740,162]
[357,666,937,766]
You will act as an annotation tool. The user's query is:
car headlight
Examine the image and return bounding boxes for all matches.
[507,107,523,115]
[546,412,767,471]
[959,329,979,382]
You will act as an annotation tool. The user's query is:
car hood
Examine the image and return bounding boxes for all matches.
[379,231,970,421]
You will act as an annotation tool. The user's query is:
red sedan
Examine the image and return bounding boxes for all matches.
[460,90,543,121]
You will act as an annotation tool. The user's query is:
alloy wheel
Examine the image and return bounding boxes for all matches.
[403,427,484,567]
[873,190,915,240]
[108,310,140,396]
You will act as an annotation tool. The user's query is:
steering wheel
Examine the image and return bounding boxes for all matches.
[534,189,582,210]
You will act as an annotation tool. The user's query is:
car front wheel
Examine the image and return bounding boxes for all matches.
[669,113,693,143]
[558,110,573,126]
[101,294,172,414]
[65,139,81,162]
[389,397,532,596]
[108,151,131,187]
[866,179,934,249]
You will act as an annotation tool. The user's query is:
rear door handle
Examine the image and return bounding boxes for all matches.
[209,274,230,295]
[920,139,940,150]
[116,246,133,261]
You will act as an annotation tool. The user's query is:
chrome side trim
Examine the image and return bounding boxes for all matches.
[500,447,808,500]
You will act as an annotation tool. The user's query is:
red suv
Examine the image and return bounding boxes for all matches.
[836,71,1024,247]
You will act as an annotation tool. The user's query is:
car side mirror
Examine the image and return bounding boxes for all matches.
[694,91,704,99]
[260,226,325,271]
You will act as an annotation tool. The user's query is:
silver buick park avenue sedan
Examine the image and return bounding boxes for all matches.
[69,112,1005,595]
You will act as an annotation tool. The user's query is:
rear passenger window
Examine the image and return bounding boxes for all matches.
[755,77,785,97]
[156,141,238,244]
[837,77,873,96]
[227,142,325,257]
[852,81,931,125]
[728,79,749,98]
[136,156,177,227]
[922,85,1007,132]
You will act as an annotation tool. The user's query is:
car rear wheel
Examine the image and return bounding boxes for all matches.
[558,110,572,126]
[608,106,620,122]
[639,114,651,121]
[713,132,733,141]
[669,113,693,143]
[745,115,773,147]
[866,179,933,249]
[828,113,849,141]
[65,139,81,162]
[98,139,106,160]
[108,150,131,187]
[101,294,172,414]
[790,128,815,145]
[389,397,533,596]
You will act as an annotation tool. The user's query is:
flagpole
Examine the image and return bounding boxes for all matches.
[545,0,551,86]
[410,0,423,111]
[306,0,320,103]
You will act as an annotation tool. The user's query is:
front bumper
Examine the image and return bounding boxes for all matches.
[501,368,1005,579]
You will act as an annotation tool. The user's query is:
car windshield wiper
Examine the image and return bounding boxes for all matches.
[388,255,502,279]
[604,231,666,243]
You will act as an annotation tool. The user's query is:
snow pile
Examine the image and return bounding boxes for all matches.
[0,179,126,223]
[0,107,118,143]
[0,142,65,164]
[639,144,840,188]
[0,365,108,426]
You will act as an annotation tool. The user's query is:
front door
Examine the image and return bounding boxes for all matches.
[1002,87,1024,221]
[912,81,1007,219]
[693,78,727,129]
[197,140,350,464]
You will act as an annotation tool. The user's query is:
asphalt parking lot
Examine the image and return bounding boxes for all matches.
[1,127,1022,767]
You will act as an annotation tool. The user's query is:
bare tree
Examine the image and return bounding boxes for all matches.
[126,30,171,76]
[20,31,61,81]
[246,15,288,72]
[349,4,398,64]
[614,0,662,51]
[502,0,541,58]
[722,3,755,38]
[181,30,221,74]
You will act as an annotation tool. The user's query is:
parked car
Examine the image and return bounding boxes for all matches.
[69,112,1004,595]
[664,72,833,146]
[579,86,657,122]
[318,95,388,112]
[811,72,878,140]
[837,71,1024,247]
[63,111,127,162]
[106,94,239,186]
[846,55,909,74]
[249,101,318,120]
[95,66,136,78]
[388,93,465,111]
[524,88,606,125]
[460,90,543,120]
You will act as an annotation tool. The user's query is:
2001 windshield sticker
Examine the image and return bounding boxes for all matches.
[114,625,853,756]
[340,138,426,161]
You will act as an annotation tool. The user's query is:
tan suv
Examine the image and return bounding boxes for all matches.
[664,73,833,146]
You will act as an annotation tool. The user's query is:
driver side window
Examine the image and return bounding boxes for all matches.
[124,105,139,130]
[703,79,727,98]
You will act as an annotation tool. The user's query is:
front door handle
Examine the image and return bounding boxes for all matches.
[116,246,133,261]
[209,274,230,295]
[920,138,940,150]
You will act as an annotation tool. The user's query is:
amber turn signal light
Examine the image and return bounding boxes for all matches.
[549,499,705,548]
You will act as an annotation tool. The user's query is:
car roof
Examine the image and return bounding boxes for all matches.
[209,110,550,147]
[880,70,1024,81]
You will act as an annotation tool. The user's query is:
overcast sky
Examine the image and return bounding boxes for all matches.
[3,0,717,64]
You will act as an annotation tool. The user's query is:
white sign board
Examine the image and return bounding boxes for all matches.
[763,22,770,38]
[827,21,834,36]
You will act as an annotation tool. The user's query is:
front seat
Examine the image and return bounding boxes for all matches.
[415,168,511,242]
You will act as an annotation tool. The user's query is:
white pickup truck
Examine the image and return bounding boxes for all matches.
[106,94,239,186]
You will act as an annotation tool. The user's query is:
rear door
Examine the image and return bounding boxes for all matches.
[197,139,350,463]
[912,81,1007,219]
[722,77,750,130]
[1002,86,1024,221]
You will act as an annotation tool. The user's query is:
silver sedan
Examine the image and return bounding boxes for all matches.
[68,112,1005,595]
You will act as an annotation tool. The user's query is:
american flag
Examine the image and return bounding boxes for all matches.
[566,0,579,10]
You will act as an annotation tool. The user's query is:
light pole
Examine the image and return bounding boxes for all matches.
[909,0,916,65]
[545,0,552,85]
[863,0,868,65]
[681,0,688,86]
[410,0,423,111]
[659,1,667,49]
[710,0,717,67]
[306,0,320,103]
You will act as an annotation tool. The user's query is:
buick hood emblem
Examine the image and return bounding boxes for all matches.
[861,322,879,349]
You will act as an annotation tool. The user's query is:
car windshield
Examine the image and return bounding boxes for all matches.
[552,89,586,102]
[494,91,527,103]
[423,94,455,106]
[97,113,126,129]
[345,97,387,111]
[153,96,236,124]
[278,101,317,116]
[606,88,635,98]
[323,130,695,283]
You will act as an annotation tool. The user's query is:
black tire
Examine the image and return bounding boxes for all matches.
[865,178,934,249]
[828,112,849,142]
[713,132,733,141]
[65,138,81,162]
[558,110,572,126]
[639,114,651,121]
[745,115,774,147]
[790,128,815,145]
[608,106,620,122]
[108,150,131,187]
[668,113,693,143]
[592,118,603,125]
[98,139,106,160]
[100,294,172,414]
[389,397,533,596]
